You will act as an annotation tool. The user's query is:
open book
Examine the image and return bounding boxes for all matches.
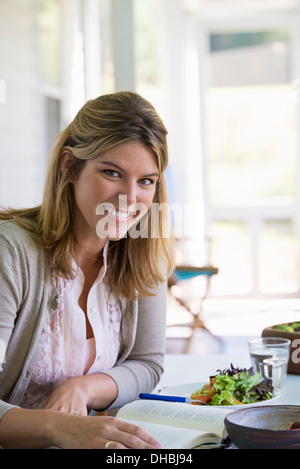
[117,399,232,449]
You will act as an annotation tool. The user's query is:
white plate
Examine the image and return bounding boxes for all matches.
[158,382,280,409]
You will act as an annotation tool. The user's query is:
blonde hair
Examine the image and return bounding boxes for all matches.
[0,92,175,299]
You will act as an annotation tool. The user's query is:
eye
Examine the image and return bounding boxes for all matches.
[103,169,120,178]
[139,178,156,186]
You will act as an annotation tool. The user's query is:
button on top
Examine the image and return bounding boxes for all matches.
[91,307,97,314]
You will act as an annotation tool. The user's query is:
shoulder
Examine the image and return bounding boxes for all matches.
[0,220,53,292]
[0,220,39,251]
[0,220,46,270]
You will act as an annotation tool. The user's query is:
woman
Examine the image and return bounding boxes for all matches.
[0,91,174,449]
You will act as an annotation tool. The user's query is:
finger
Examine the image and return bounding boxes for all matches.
[114,421,162,449]
[105,440,127,449]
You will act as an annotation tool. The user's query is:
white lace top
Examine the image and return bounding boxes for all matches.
[19,243,122,409]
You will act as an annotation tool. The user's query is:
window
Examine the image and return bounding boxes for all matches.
[207,30,296,207]
[201,27,300,297]
[259,220,300,294]
[134,0,165,114]
[211,220,252,295]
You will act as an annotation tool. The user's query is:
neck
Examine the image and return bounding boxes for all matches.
[72,210,108,261]
[74,239,107,265]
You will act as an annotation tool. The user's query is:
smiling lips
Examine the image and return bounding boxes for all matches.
[102,203,137,222]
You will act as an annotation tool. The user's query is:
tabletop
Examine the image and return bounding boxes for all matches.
[155,353,299,406]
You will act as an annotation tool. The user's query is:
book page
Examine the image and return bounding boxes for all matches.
[120,418,220,449]
[117,400,230,436]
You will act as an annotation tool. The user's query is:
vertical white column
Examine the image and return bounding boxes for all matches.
[160,0,206,264]
[61,0,86,125]
[83,0,102,100]
[112,0,136,91]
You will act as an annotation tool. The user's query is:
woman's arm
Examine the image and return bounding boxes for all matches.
[42,373,118,415]
[0,406,162,449]
[104,281,168,409]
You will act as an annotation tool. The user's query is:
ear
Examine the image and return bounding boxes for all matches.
[60,149,75,179]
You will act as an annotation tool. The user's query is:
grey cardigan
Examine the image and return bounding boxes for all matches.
[0,220,167,419]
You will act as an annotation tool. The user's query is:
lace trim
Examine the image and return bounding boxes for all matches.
[19,275,66,408]
[104,279,121,356]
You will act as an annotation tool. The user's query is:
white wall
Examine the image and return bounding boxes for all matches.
[0,0,44,208]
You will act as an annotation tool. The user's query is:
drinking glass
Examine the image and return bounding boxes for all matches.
[248,337,291,389]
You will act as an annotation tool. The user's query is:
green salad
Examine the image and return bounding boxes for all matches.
[190,365,274,406]
[273,322,300,332]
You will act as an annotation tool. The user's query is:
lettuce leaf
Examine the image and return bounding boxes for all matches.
[192,365,274,406]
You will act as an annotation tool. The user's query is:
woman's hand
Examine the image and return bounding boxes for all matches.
[52,414,162,449]
[42,374,118,415]
[42,377,90,415]
[0,407,162,449]
[39,375,163,449]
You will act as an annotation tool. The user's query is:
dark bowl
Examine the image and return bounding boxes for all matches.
[224,405,300,449]
[262,323,300,374]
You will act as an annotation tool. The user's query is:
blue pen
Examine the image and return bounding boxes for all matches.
[139,393,207,405]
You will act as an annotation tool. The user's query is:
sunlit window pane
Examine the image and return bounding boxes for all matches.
[206,85,297,206]
[134,0,163,111]
[211,221,252,295]
[205,30,297,207]
[259,220,300,293]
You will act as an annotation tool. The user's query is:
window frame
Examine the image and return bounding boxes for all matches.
[196,14,300,298]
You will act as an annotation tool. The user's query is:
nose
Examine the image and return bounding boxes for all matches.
[121,179,137,207]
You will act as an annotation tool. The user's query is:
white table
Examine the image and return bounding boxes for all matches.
[155,353,299,405]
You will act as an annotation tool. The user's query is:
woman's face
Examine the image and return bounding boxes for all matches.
[71,140,159,245]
